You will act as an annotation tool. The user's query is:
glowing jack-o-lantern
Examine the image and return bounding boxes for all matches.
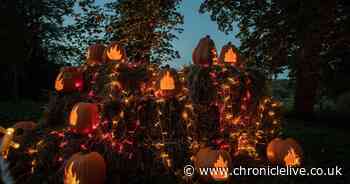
[86,43,106,65]
[69,103,100,134]
[192,35,218,67]
[219,42,240,65]
[55,67,83,92]
[194,147,231,182]
[103,42,127,62]
[157,69,179,98]
[266,138,303,166]
[64,152,106,184]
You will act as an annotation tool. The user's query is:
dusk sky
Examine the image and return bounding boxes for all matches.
[171,0,240,68]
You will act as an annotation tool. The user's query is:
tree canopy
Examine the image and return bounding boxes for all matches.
[105,0,184,64]
[200,0,350,114]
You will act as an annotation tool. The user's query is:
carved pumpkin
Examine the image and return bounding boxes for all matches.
[194,147,231,181]
[69,103,100,134]
[13,121,36,142]
[103,41,127,62]
[157,69,179,98]
[219,42,240,65]
[64,152,106,184]
[192,35,217,67]
[266,138,303,167]
[55,67,84,92]
[86,43,106,65]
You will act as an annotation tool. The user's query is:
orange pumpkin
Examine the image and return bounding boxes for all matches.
[64,152,106,184]
[266,138,303,167]
[194,147,231,181]
[103,41,127,62]
[86,43,106,65]
[192,35,217,67]
[13,121,36,142]
[219,42,240,66]
[157,69,179,98]
[69,103,100,134]
[55,67,84,92]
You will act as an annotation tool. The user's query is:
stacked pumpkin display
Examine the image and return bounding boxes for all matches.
[4,36,302,184]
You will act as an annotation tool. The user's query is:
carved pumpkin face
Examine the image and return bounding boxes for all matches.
[86,43,106,65]
[55,67,83,92]
[64,152,106,184]
[219,42,240,66]
[104,42,127,62]
[69,103,100,134]
[266,138,303,167]
[192,35,217,67]
[194,147,231,182]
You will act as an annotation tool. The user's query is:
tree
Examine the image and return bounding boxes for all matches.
[0,0,104,100]
[105,0,184,64]
[200,0,350,115]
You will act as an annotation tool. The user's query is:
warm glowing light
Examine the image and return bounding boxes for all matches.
[55,73,64,91]
[284,148,301,167]
[182,111,188,120]
[69,105,79,126]
[6,128,14,135]
[27,148,38,155]
[211,155,229,181]
[107,45,123,61]
[160,71,175,90]
[0,127,20,159]
[224,48,237,63]
[232,116,241,125]
[65,162,80,184]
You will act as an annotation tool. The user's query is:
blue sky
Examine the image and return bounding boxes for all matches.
[171,0,240,68]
